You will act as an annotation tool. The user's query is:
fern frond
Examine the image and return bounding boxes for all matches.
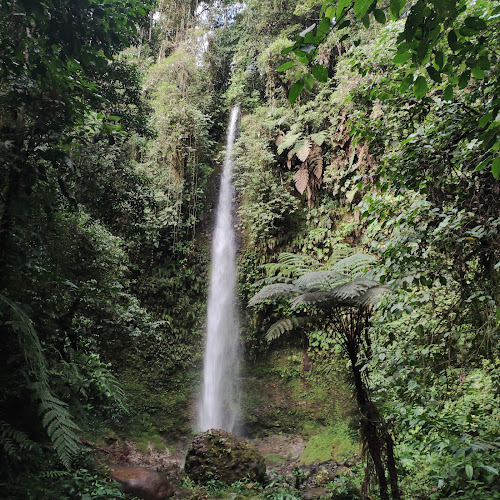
[261,252,319,278]
[276,252,319,277]
[290,291,334,309]
[295,139,312,162]
[350,284,392,307]
[294,270,348,291]
[330,253,377,277]
[0,295,81,469]
[294,167,309,195]
[0,295,49,387]
[277,132,301,154]
[37,390,81,469]
[0,420,39,461]
[248,283,301,306]
[265,316,312,341]
[329,278,381,302]
[310,131,326,146]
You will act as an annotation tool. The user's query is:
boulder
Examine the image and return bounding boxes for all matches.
[110,465,174,499]
[184,429,266,485]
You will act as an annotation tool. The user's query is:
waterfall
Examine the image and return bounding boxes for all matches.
[198,105,241,433]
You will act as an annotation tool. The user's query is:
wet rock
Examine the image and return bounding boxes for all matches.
[302,486,330,499]
[184,429,266,485]
[314,465,335,486]
[110,465,174,499]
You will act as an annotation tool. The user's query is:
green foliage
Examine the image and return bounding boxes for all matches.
[0,295,81,469]
[300,423,359,464]
[280,0,500,177]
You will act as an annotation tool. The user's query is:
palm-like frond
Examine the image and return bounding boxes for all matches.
[265,316,312,341]
[261,252,319,278]
[350,284,391,307]
[290,291,334,308]
[329,277,381,302]
[294,270,349,291]
[330,253,377,276]
[248,283,301,306]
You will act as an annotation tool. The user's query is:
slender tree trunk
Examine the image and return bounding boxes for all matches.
[348,346,389,500]
[386,433,401,499]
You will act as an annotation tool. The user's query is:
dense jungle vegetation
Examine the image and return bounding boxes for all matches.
[0,0,499,498]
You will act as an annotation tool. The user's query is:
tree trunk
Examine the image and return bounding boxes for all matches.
[348,346,389,500]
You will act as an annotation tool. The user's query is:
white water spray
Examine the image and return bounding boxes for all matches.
[198,105,241,432]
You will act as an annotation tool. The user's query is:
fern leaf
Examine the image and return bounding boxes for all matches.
[277,132,301,154]
[265,316,312,341]
[261,252,319,278]
[277,252,319,270]
[294,167,309,195]
[329,277,381,302]
[330,253,377,276]
[294,270,348,291]
[38,391,81,469]
[290,291,334,309]
[248,283,301,306]
[351,284,391,306]
[0,296,81,469]
[0,421,39,461]
[310,131,326,146]
[296,140,312,162]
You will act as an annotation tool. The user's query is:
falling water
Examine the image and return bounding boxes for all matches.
[198,105,241,433]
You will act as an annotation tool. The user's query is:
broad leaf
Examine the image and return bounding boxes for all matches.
[336,0,352,20]
[413,75,427,99]
[492,157,500,179]
[289,79,305,104]
[354,0,375,19]
[304,73,315,91]
[373,9,386,24]
[296,140,312,162]
[278,61,295,72]
[390,0,406,20]
[312,64,328,83]
[294,168,309,195]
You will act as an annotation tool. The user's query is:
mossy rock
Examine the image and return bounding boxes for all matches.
[184,429,266,485]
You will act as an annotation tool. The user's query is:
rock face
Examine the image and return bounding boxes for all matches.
[184,429,266,485]
[110,465,174,499]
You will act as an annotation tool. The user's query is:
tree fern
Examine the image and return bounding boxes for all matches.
[294,270,349,291]
[330,253,377,276]
[0,295,81,469]
[248,283,301,306]
[328,277,382,302]
[350,285,391,307]
[290,291,334,309]
[265,316,312,341]
[261,252,319,278]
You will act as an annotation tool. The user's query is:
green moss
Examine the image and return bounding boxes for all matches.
[299,423,359,465]
[265,453,287,464]
[131,433,167,453]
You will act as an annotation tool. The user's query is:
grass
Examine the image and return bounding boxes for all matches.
[131,433,167,453]
[265,453,287,465]
[299,422,359,465]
